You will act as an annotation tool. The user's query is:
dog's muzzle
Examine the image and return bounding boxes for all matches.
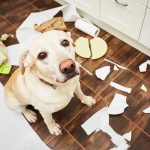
[59,59,80,82]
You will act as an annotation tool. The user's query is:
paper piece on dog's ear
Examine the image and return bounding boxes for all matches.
[0,64,12,74]
[114,65,119,71]
[90,37,107,59]
[139,61,148,72]
[123,131,132,141]
[143,106,150,113]
[141,84,147,92]
[95,66,110,80]
[104,59,127,70]
[0,82,51,150]
[74,37,91,58]
[108,94,128,115]
[110,81,132,93]
[81,107,130,149]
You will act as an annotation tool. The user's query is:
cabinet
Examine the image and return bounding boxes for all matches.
[139,8,150,48]
[101,0,146,40]
[65,0,100,19]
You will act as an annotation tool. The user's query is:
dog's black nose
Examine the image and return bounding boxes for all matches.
[59,59,75,74]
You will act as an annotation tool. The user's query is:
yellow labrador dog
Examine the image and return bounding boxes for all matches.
[4,30,96,135]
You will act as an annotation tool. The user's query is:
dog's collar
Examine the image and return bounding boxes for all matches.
[39,78,56,89]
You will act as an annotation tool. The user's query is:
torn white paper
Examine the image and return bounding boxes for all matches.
[123,131,132,141]
[114,65,119,71]
[0,83,51,150]
[139,61,148,72]
[81,107,129,149]
[102,125,129,150]
[16,4,80,44]
[104,59,127,70]
[143,106,150,113]
[141,84,147,92]
[95,66,111,80]
[108,94,128,115]
[110,81,132,93]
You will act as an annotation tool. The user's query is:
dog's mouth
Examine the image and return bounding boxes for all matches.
[67,71,78,79]
[57,71,80,83]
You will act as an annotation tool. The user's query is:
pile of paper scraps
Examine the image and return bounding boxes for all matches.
[81,58,150,150]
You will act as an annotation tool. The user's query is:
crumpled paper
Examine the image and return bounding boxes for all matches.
[7,4,81,66]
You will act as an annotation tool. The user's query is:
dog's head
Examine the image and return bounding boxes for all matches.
[20,30,80,85]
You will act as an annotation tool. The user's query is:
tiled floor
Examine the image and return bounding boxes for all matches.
[0,0,150,150]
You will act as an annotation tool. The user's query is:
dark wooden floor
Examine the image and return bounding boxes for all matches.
[0,0,150,150]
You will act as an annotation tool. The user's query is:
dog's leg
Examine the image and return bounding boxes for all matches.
[75,82,96,106]
[5,94,37,123]
[40,111,62,136]
[22,108,37,123]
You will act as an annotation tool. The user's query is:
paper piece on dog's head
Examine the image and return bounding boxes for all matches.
[108,94,128,115]
[139,61,148,72]
[0,64,12,74]
[123,131,132,141]
[34,17,67,33]
[141,84,147,92]
[90,37,107,59]
[143,106,150,113]
[95,66,110,80]
[74,37,91,58]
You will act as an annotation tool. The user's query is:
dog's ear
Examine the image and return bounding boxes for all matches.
[19,50,33,74]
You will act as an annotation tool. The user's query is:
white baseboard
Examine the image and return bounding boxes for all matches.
[55,0,150,56]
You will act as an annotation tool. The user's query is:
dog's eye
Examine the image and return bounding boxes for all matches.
[37,52,47,60]
[61,39,69,47]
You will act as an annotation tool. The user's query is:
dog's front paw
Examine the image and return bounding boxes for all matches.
[48,122,62,136]
[23,109,37,123]
[81,96,96,106]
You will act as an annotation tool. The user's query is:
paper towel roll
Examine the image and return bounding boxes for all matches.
[75,19,100,37]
